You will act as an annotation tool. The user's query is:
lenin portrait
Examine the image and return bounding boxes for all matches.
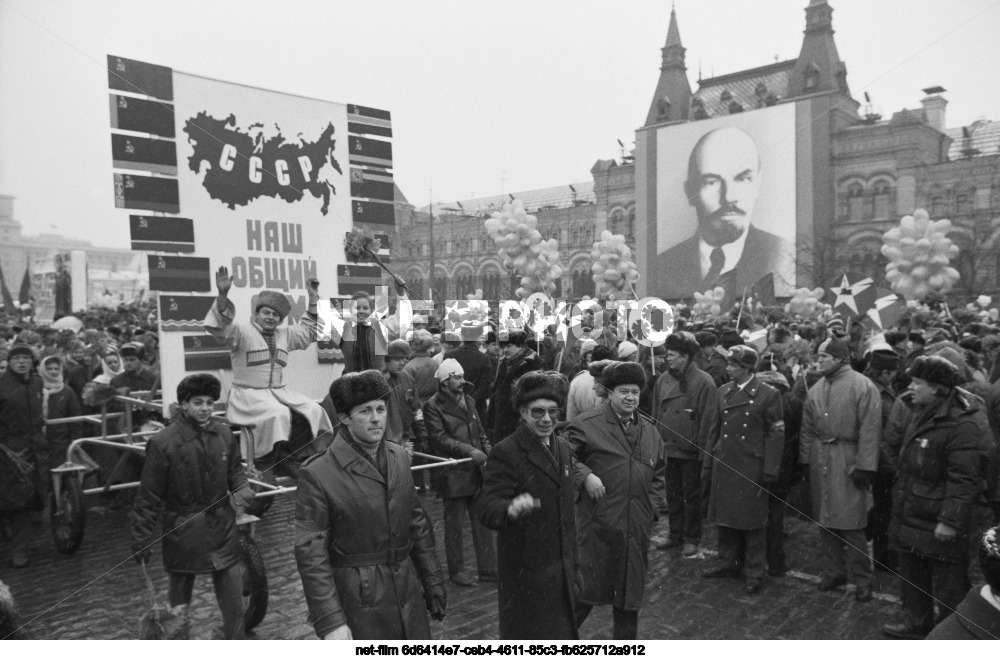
[653,111,796,306]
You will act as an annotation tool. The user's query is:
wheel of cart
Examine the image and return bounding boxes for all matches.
[239,529,268,633]
[48,465,87,554]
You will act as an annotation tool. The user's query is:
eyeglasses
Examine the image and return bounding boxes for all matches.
[528,407,562,420]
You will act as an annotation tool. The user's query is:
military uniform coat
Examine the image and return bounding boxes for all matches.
[566,406,658,610]
[130,416,247,573]
[707,376,785,529]
[477,425,579,640]
[800,365,882,530]
[293,430,444,640]
[203,300,332,457]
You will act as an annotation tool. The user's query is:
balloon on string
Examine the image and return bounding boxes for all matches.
[881,209,961,300]
[691,286,726,322]
[590,230,639,300]
[784,287,828,319]
[485,200,563,300]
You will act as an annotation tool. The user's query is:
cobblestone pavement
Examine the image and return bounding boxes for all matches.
[0,484,994,640]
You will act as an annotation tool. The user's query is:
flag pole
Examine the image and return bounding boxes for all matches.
[736,286,748,330]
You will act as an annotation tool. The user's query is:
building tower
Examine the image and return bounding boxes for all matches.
[787,0,856,115]
[644,6,691,126]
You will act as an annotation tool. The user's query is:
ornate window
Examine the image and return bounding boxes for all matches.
[873,181,893,220]
[931,196,947,217]
[847,183,866,222]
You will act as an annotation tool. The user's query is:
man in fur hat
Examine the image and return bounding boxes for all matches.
[703,345,784,595]
[653,331,719,556]
[294,370,446,640]
[487,329,546,441]
[130,374,255,639]
[423,358,496,587]
[205,267,333,474]
[567,361,659,639]
[800,338,881,602]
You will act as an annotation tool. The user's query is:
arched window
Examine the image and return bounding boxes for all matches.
[931,196,947,217]
[956,193,970,214]
[627,209,636,238]
[847,183,866,222]
[873,181,893,220]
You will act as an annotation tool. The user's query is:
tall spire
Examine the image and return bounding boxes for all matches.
[645,5,691,126]
[787,0,854,105]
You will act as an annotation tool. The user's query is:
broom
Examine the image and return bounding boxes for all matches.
[138,561,189,640]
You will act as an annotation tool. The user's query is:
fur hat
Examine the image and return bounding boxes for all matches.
[600,361,646,392]
[502,330,528,347]
[7,343,34,361]
[868,350,900,373]
[412,314,428,325]
[176,373,221,403]
[254,290,291,319]
[119,341,146,359]
[720,329,744,348]
[665,331,699,357]
[908,355,962,389]
[460,321,485,342]
[726,345,759,370]
[755,369,789,391]
[329,369,391,414]
[513,371,568,409]
[818,338,850,361]
[411,329,433,352]
[589,358,617,379]
[617,341,639,359]
[579,339,599,356]
[387,339,411,361]
[695,331,718,348]
[925,346,972,382]
[435,358,464,382]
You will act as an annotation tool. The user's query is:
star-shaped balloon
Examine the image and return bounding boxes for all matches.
[827,274,877,318]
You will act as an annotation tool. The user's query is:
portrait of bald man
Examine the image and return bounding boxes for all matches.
[654,125,794,306]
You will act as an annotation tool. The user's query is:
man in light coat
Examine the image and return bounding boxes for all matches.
[567,362,659,639]
[800,338,881,602]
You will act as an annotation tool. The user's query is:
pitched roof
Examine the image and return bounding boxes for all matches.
[691,59,797,119]
[946,119,1000,159]
[418,181,596,217]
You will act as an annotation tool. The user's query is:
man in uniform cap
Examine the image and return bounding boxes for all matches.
[702,345,784,595]
[205,267,333,475]
[112,341,157,394]
[800,338,882,602]
[294,370,446,640]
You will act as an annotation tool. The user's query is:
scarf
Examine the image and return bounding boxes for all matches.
[41,356,65,421]
[93,350,124,385]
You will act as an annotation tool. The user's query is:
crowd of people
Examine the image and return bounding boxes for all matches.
[3,282,1000,641]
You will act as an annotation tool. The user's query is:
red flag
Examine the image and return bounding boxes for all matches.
[826,273,877,319]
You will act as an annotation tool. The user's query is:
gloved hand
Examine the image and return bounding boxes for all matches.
[468,448,488,466]
[850,469,876,490]
[425,588,447,621]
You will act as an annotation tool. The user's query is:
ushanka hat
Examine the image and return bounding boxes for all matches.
[254,291,291,319]
[387,339,411,361]
[600,361,646,391]
[176,373,222,403]
[513,371,568,409]
[868,350,900,373]
[726,345,759,370]
[665,331,700,357]
[908,355,962,389]
[329,369,391,414]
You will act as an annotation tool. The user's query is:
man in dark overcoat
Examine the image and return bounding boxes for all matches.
[567,362,659,639]
[478,372,579,639]
[704,346,784,595]
[130,374,255,639]
[486,330,546,442]
[294,370,446,640]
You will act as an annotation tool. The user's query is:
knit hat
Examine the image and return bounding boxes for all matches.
[826,315,846,335]
[868,350,900,373]
[119,341,145,359]
[665,331,699,358]
[818,338,850,361]
[177,373,222,403]
[726,345,759,370]
[513,371,568,409]
[908,355,962,389]
[579,339,599,356]
[600,361,646,391]
[254,290,291,319]
[387,339,411,361]
[7,343,34,360]
[617,341,639,359]
[329,369,391,414]
[435,358,464,382]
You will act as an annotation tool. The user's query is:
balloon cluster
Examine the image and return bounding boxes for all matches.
[484,201,563,300]
[691,287,726,321]
[590,231,640,300]
[784,287,829,319]
[466,288,484,301]
[965,295,999,322]
[881,209,961,300]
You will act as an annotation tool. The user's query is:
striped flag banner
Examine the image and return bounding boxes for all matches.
[348,135,392,169]
[109,94,175,138]
[114,173,180,213]
[317,338,345,364]
[108,55,173,101]
[349,168,394,202]
[148,255,211,292]
[158,295,215,331]
[183,335,231,371]
[352,199,395,226]
[337,263,382,296]
[130,215,195,252]
[347,104,392,138]
[112,134,177,175]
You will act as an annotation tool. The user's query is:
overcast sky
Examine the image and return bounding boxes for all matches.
[1,0,998,248]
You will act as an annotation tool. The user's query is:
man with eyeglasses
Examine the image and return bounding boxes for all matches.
[567,361,659,639]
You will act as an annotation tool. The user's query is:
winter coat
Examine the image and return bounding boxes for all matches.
[403,355,440,401]
[884,389,984,562]
[293,430,444,640]
[754,371,802,494]
[800,365,882,529]
[697,348,729,388]
[926,586,1000,639]
[444,344,493,417]
[707,376,784,529]
[566,405,658,610]
[384,369,419,446]
[653,361,720,461]
[43,386,82,469]
[477,424,579,640]
[487,348,546,441]
[130,415,247,574]
[0,369,45,511]
[423,389,491,499]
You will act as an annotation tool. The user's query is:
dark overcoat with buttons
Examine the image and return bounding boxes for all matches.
[423,389,491,498]
[707,376,785,530]
[566,405,659,610]
[653,361,720,461]
[293,430,444,639]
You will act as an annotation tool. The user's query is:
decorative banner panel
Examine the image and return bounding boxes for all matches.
[129,215,195,252]
[336,263,382,295]
[347,104,392,137]
[182,334,231,371]
[111,134,178,175]
[109,94,175,137]
[158,294,216,331]
[348,135,393,169]
[349,167,394,202]
[108,55,173,100]
[351,199,395,226]
[147,255,211,292]
[113,173,180,213]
